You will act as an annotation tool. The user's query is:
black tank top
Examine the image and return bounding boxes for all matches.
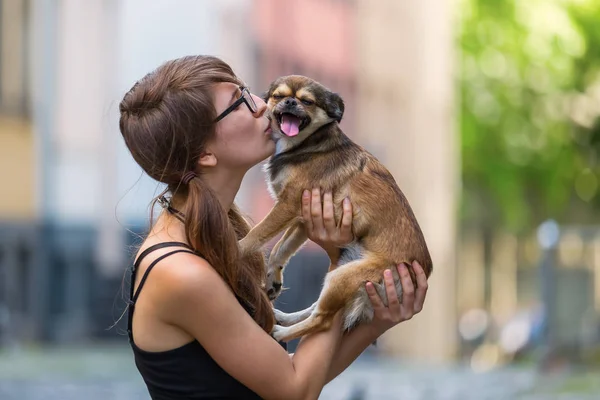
[127,241,273,400]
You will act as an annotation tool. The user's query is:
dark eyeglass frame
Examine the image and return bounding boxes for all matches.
[214,86,258,122]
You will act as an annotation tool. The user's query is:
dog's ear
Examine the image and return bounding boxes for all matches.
[262,80,279,103]
[325,92,345,123]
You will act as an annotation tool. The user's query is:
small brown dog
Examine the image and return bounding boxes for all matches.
[239,75,432,342]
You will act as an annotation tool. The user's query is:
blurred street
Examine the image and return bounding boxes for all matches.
[0,343,599,400]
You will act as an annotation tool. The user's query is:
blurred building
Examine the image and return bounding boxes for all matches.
[354,0,459,363]
[0,0,258,344]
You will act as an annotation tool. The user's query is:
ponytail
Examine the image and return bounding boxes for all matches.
[181,178,275,332]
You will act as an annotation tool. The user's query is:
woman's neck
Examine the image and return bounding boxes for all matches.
[202,168,244,211]
[148,212,188,244]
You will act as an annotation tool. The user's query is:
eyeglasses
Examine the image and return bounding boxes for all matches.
[214,86,258,122]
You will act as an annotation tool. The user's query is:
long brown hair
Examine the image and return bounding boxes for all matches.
[118,55,274,332]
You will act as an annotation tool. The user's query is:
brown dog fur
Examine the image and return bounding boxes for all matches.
[239,75,432,342]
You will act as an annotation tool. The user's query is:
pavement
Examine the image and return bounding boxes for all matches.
[0,343,599,399]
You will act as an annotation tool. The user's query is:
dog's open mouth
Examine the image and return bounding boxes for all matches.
[277,113,309,137]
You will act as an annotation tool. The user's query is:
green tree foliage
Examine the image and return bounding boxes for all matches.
[459,0,600,232]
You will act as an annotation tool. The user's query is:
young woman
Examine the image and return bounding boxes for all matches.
[119,55,428,400]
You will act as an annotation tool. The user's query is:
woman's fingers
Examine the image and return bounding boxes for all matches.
[412,261,428,313]
[384,269,401,318]
[310,188,325,234]
[301,190,313,233]
[398,263,415,320]
[366,281,384,311]
[322,191,336,236]
[301,188,354,246]
[339,197,353,240]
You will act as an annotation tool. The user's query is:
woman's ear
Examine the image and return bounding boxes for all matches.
[198,152,217,167]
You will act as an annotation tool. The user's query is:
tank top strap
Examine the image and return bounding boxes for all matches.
[127,242,199,342]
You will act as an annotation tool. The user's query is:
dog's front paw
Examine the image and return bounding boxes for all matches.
[270,324,288,342]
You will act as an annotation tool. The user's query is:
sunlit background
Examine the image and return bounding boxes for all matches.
[1,0,600,398]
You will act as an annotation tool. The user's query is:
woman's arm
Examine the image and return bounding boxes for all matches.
[325,322,379,383]
[158,257,344,400]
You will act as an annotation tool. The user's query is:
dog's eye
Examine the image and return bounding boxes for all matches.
[301,99,314,106]
[272,94,284,100]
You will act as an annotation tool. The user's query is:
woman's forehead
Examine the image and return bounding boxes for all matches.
[212,82,239,105]
[215,81,242,95]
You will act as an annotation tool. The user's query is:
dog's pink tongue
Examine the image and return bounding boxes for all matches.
[281,115,301,137]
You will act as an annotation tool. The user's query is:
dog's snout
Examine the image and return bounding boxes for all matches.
[284,98,297,107]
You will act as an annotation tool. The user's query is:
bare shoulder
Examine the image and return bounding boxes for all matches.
[147,251,249,333]
[148,251,225,305]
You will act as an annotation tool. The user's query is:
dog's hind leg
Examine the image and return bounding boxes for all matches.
[273,302,317,327]
[271,255,390,342]
[266,222,308,299]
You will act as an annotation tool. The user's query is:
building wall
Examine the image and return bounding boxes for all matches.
[355,0,459,362]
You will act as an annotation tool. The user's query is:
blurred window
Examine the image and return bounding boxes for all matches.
[0,0,30,117]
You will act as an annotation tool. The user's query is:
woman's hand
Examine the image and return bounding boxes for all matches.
[366,261,428,335]
[301,188,353,262]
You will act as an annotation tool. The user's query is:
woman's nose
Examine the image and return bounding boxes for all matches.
[252,93,267,117]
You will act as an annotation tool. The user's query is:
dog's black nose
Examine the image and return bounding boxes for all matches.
[273,282,282,291]
[284,98,297,107]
